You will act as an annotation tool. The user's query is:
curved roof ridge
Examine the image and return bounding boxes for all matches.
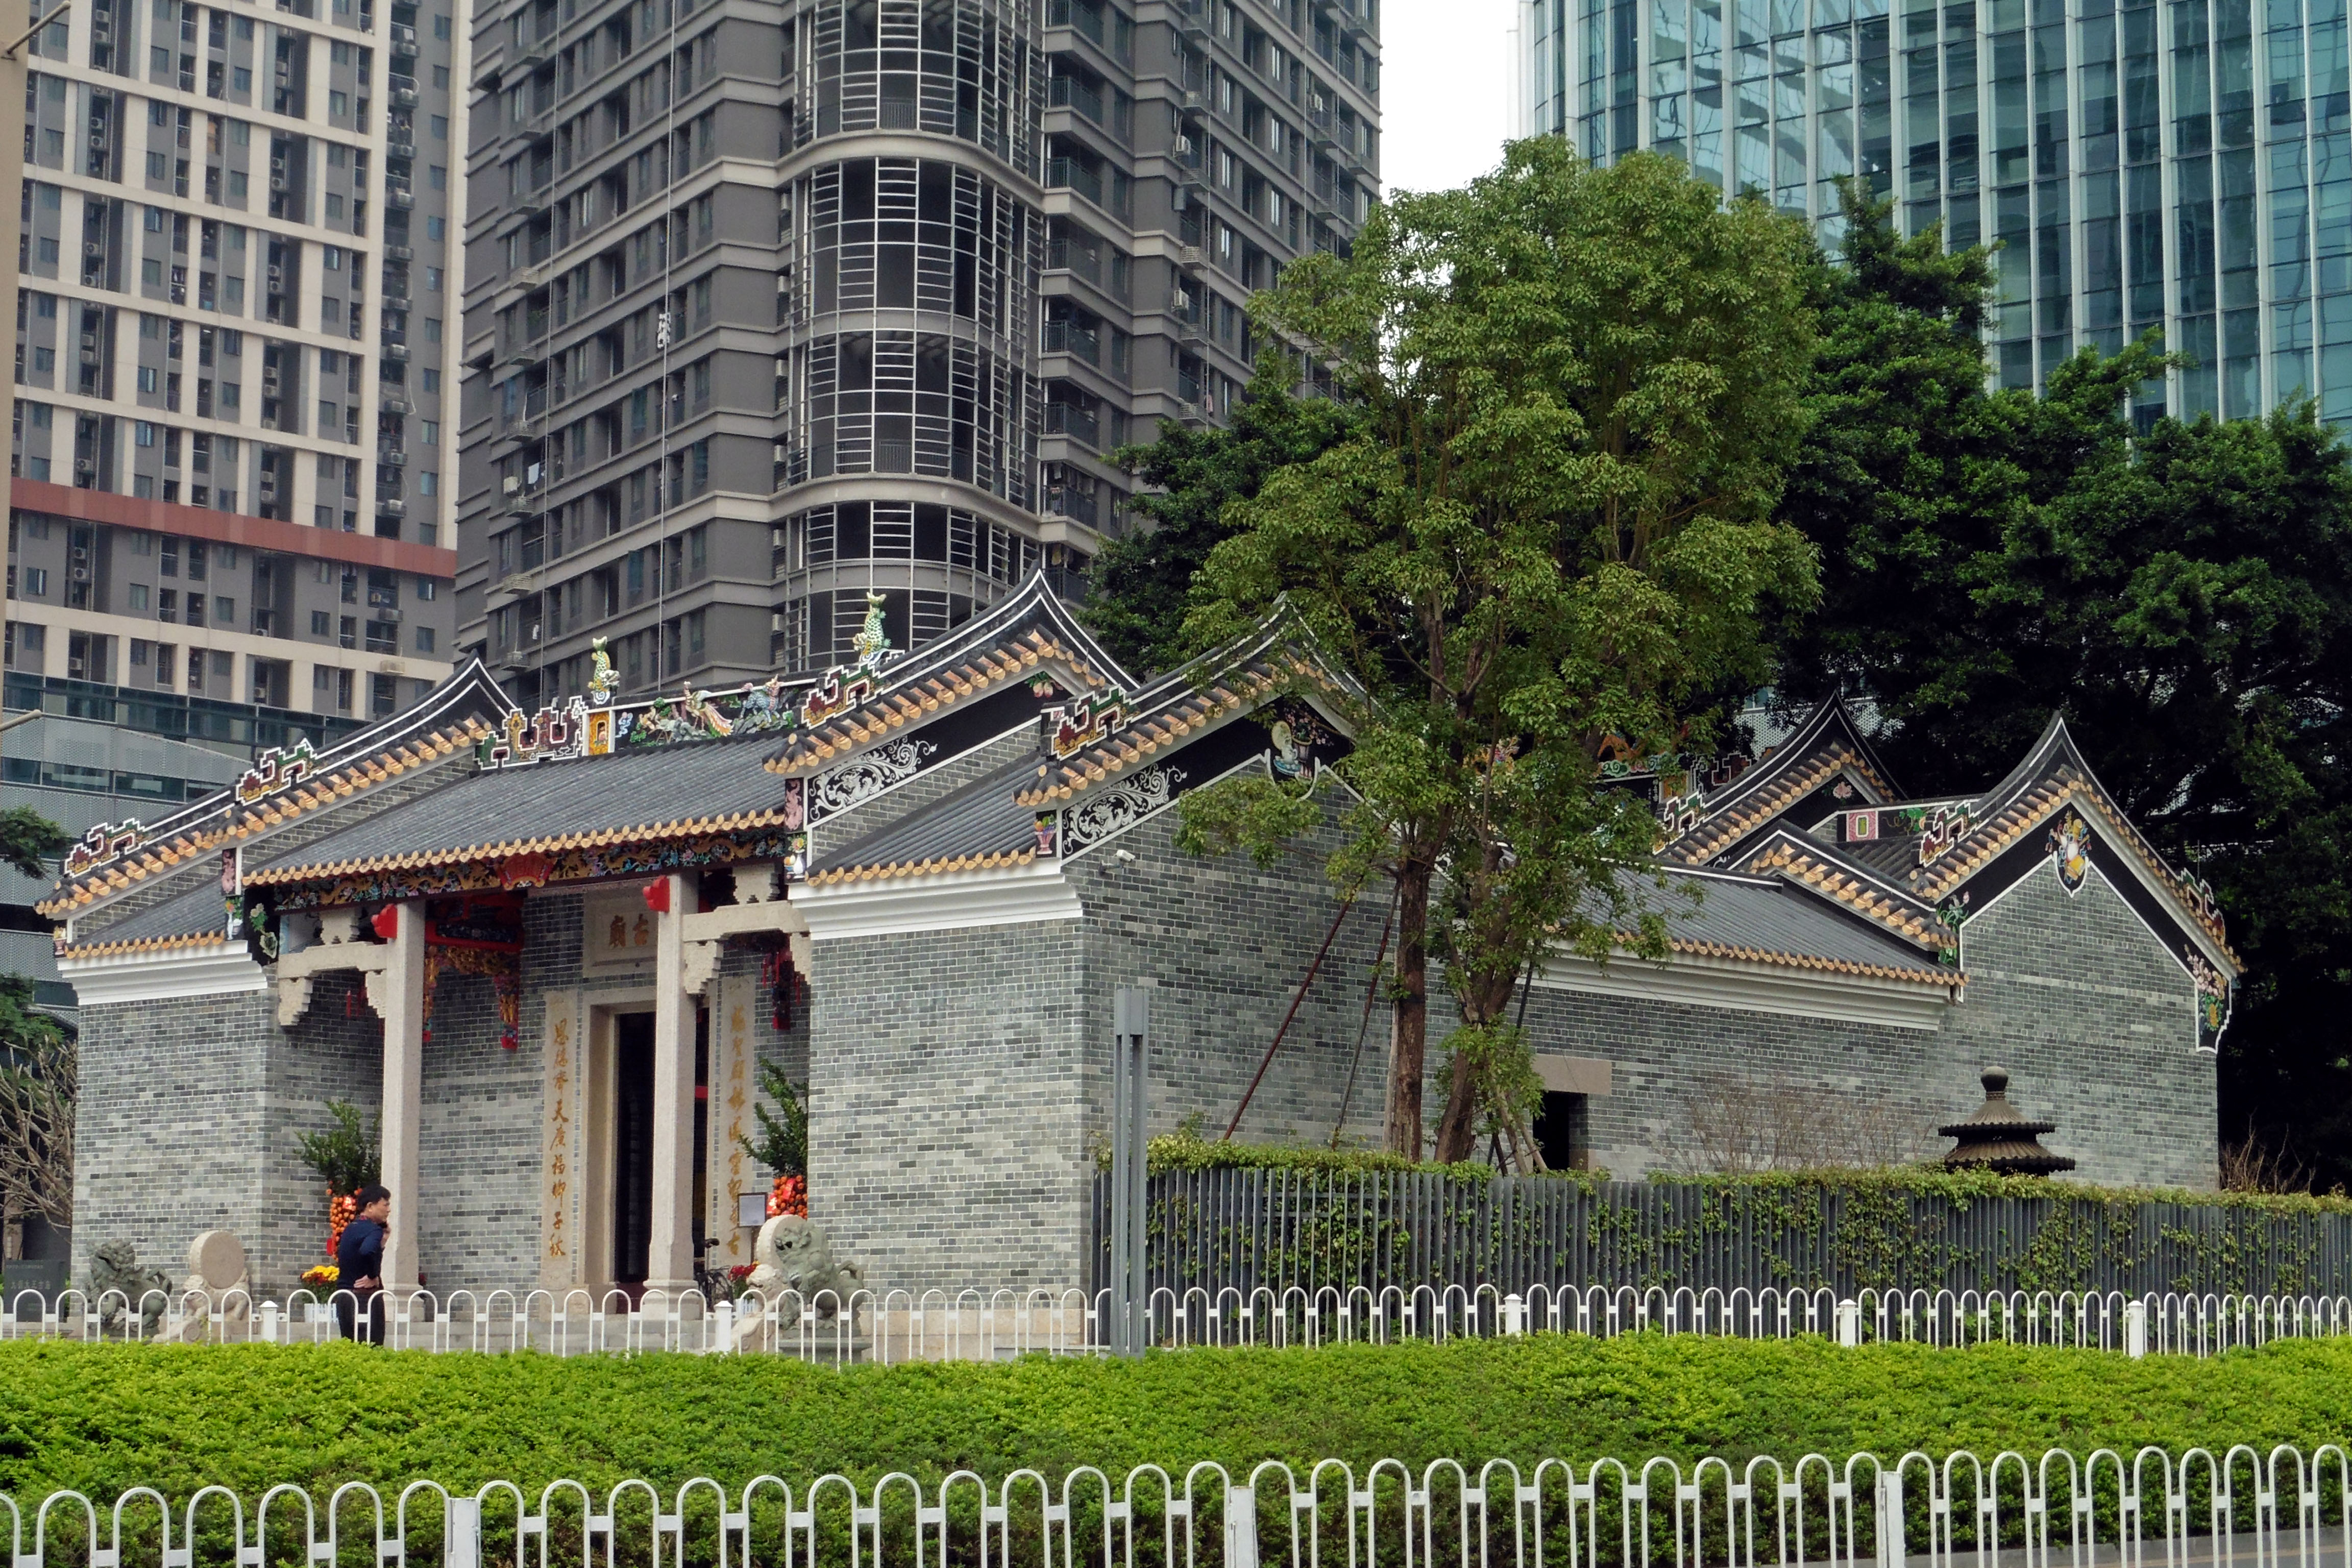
[40,659,513,918]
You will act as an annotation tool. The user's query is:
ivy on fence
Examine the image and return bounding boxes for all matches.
[1096,1155,2352,1297]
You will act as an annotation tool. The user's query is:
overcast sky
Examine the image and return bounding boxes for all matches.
[1379,0,1520,199]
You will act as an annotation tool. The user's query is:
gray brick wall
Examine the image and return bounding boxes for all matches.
[804,922,1089,1292]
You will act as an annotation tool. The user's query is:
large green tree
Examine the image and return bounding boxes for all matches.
[1779,190,2352,1186]
[1172,139,1819,1161]
[1086,390,1363,677]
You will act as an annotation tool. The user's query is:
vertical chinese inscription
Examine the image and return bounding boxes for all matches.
[540,991,581,1286]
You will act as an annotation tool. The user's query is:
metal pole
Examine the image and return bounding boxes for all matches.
[1112,986,1149,1356]
[1109,1003,1133,1355]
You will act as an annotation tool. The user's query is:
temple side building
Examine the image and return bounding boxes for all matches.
[49,576,2236,1295]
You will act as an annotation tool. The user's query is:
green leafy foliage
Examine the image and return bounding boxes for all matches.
[1776,187,2352,1188]
[0,807,68,883]
[1092,1122,1521,1181]
[738,1060,808,1178]
[1162,139,1819,1163]
[1085,391,1364,676]
[5,1336,2352,1503]
[292,1100,379,1196]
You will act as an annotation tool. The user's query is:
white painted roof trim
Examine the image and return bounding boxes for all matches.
[795,857,1084,941]
[1534,945,1959,1032]
[59,941,267,1006]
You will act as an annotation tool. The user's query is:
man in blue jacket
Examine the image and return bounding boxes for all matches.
[334,1185,390,1343]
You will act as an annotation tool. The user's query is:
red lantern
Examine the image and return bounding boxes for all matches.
[371,905,400,941]
[642,878,672,914]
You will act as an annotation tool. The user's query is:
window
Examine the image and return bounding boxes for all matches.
[310,609,329,635]
[430,114,448,138]
[128,583,150,610]
[324,247,342,271]
[215,595,233,622]
[415,625,435,652]
[138,366,159,392]
[135,422,156,446]
[433,13,450,38]
[131,638,151,666]
[429,165,446,190]
[419,472,437,496]
[425,267,443,290]
[21,568,47,596]
[415,577,437,599]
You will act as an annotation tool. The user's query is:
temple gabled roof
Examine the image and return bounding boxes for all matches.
[1015,603,1359,807]
[1631,867,1959,987]
[49,577,2236,1028]
[1661,697,1901,867]
[1906,714,2234,965]
[242,723,799,891]
[41,660,514,921]
[1732,825,1951,957]
[763,576,1129,776]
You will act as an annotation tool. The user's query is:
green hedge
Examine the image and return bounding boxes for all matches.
[5,1335,2352,1502]
[1128,1129,2352,1217]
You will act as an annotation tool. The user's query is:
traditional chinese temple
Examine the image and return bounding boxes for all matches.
[46,577,2240,1297]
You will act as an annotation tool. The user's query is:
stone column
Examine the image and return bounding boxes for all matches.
[377,897,428,1291]
[646,871,699,1293]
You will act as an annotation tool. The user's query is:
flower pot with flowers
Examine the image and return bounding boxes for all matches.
[738,1063,810,1220]
[293,1099,380,1282]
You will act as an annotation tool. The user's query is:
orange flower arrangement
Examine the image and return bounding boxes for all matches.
[767,1174,807,1218]
[328,1189,358,1255]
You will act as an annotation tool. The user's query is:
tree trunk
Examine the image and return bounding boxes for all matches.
[1431,972,1518,1164]
[1382,862,1432,1159]
[1432,1050,1480,1163]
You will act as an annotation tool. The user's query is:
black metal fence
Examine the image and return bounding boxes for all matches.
[1091,1169,2352,1300]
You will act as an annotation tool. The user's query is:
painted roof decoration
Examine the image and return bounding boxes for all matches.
[762,578,1126,776]
[46,576,2237,1043]
[40,662,514,919]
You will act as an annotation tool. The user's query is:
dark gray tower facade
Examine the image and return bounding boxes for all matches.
[459,0,1377,700]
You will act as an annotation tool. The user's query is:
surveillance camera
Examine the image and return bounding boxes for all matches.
[1114,848,1136,864]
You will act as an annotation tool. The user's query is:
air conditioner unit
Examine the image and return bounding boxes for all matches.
[502,474,521,495]
[72,458,94,475]
[69,564,90,580]
[269,175,288,192]
[89,133,108,149]
[83,242,105,258]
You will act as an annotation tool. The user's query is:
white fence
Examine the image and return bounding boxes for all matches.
[4,1283,2351,1360]
[1,1444,2348,1568]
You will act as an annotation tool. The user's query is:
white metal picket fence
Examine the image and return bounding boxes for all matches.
[4,1283,2351,1360]
[1,1444,2348,1568]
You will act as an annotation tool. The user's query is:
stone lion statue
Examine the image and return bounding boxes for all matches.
[89,1240,172,1334]
[745,1213,864,1329]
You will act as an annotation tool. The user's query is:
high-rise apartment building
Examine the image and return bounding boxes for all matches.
[1518,0,2349,425]
[6,0,463,731]
[459,0,1379,700]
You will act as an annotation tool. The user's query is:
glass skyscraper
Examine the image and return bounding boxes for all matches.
[1517,0,2351,422]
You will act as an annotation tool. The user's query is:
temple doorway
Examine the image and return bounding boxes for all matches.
[592,1004,710,1299]
[610,1013,656,1285]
